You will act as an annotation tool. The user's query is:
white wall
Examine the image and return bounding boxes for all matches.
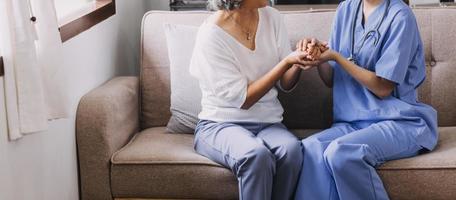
[146,0,170,10]
[0,0,169,199]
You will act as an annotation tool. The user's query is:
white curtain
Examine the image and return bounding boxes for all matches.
[1,0,69,140]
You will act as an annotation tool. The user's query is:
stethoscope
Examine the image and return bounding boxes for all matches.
[348,0,390,65]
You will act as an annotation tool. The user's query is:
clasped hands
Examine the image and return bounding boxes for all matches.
[286,38,334,70]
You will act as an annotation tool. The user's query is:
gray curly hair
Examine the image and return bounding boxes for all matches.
[207,0,243,11]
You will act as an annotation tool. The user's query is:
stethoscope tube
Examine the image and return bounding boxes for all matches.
[349,0,390,65]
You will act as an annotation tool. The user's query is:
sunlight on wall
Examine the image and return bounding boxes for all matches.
[53,0,94,19]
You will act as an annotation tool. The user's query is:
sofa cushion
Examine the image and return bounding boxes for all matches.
[139,10,334,130]
[111,127,456,199]
[140,8,456,130]
[377,127,456,200]
[163,23,202,133]
[141,12,210,129]
[110,127,238,199]
[427,10,456,126]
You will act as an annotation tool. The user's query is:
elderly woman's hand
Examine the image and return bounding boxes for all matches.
[316,48,337,63]
[285,51,320,68]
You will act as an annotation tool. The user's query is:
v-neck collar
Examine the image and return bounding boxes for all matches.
[210,8,263,53]
[356,0,387,32]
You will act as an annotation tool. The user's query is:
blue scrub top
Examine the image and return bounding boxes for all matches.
[329,0,438,150]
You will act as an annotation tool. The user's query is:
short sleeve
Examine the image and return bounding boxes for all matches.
[375,11,418,85]
[189,31,248,108]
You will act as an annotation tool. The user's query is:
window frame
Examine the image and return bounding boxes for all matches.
[58,0,116,42]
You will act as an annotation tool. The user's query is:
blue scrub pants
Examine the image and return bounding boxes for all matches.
[194,120,303,200]
[295,120,424,200]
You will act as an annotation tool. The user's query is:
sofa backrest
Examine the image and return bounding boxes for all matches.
[140,8,456,130]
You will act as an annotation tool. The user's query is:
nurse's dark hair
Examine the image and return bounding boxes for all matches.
[207,0,243,11]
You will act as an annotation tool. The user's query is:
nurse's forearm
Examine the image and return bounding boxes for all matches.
[334,53,395,99]
[241,60,292,109]
[317,62,333,88]
[280,65,302,91]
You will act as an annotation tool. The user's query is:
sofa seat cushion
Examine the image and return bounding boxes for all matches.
[111,127,456,199]
[377,127,456,199]
[110,127,238,199]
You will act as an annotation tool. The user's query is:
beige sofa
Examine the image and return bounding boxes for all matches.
[76,8,456,200]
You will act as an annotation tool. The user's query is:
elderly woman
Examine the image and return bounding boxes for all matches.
[189,0,316,199]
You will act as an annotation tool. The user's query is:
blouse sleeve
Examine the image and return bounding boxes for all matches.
[190,33,248,108]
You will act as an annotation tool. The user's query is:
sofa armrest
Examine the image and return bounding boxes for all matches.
[76,76,140,200]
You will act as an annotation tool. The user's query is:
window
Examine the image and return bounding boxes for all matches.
[55,0,116,42]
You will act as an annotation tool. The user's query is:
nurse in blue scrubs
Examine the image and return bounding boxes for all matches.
[294,0,438,199]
